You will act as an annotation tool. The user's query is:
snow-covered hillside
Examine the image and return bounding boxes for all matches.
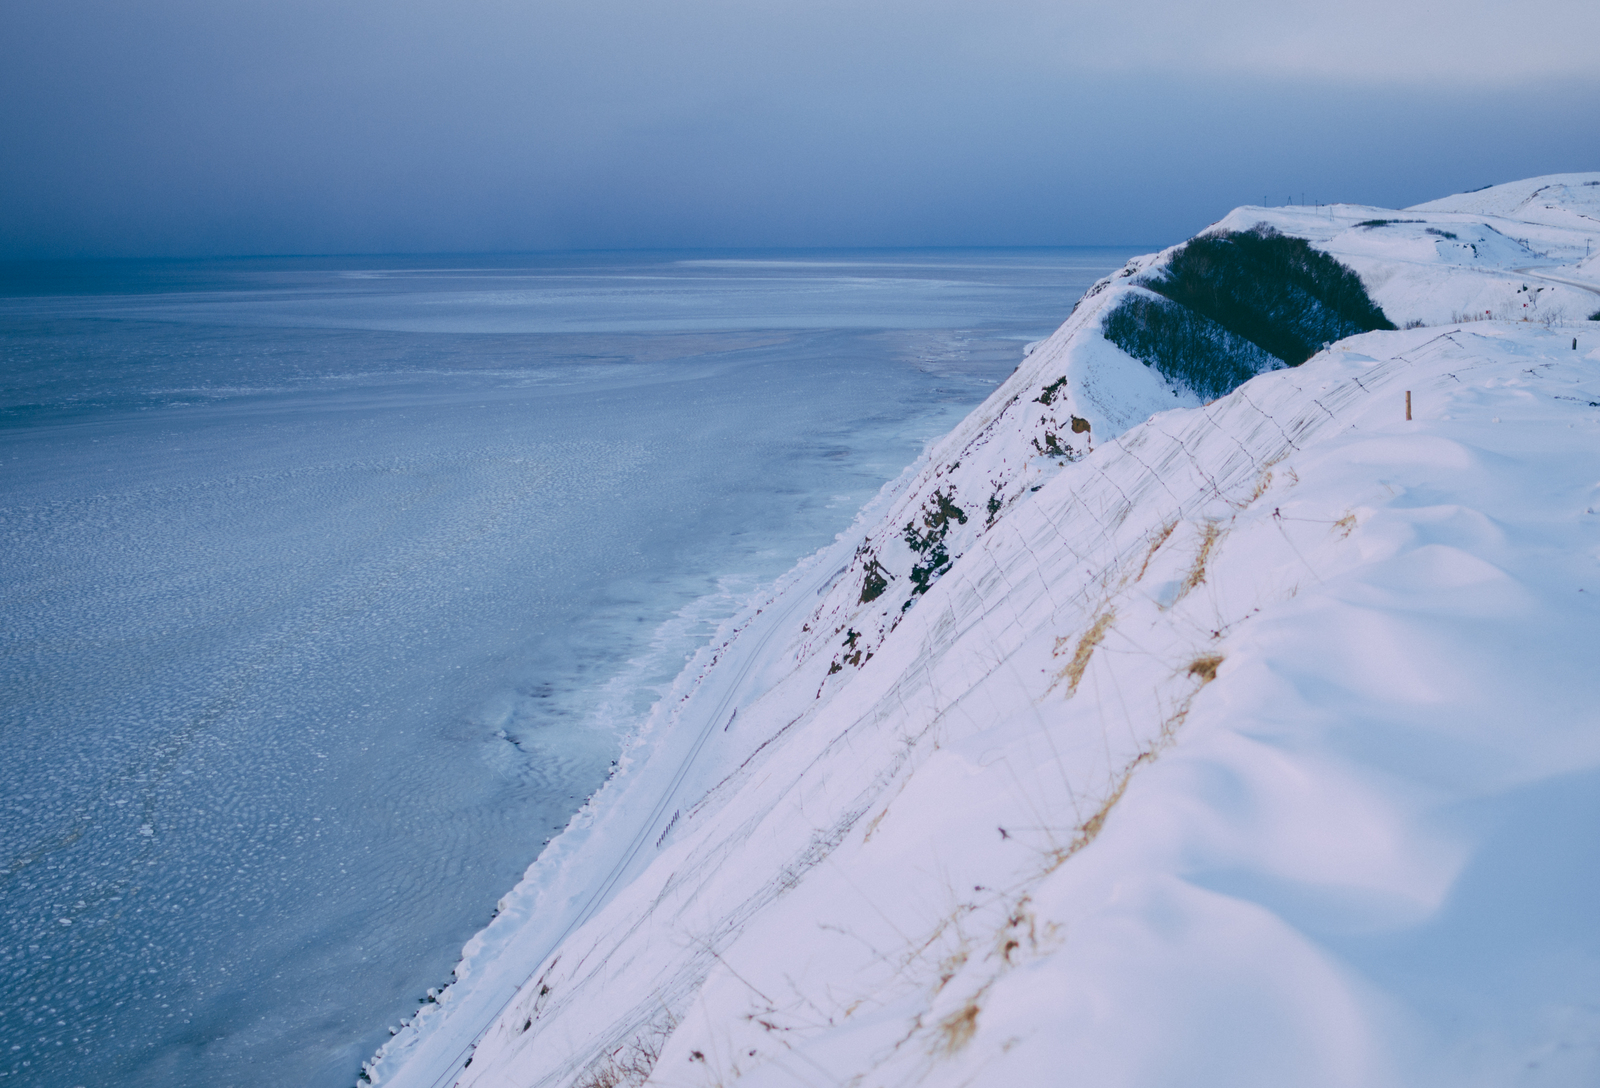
[368,174,1600,1088]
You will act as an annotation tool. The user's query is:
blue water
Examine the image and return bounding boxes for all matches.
[0,249,1141,1086]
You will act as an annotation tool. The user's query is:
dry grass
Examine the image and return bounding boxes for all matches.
[1238,454,1289,510]
[937,1003,981,1055]
[936,949,969,991]
[1245,468,1274,506]
[1040,763,1142,877]
[1046,651,1226,873]
[572,1016,675,1088]
[1074,769,1135,847]
[1132,519,1178,583]
[575,1064,623,1088]
[1168,521,1223,608]
[1333,511,1357,538]
[1051,607,1116,697]
[995,898,1038,965]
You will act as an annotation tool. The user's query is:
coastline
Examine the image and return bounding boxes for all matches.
[364,449,942,1087]
[368,174,1600,1088]
[1,250,1145,1088]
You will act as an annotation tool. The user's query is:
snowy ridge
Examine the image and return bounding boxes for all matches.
[369,175,1600,1088]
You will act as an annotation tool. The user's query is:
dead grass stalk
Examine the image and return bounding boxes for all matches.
[1050,607,1116,697]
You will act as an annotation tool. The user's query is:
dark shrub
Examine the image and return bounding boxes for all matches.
[1103,292,1281,402]
[1142,225,1395,366]
[859,559,889,603]
[1101,225,1395,401]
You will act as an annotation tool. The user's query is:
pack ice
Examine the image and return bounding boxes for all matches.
[369,174,1600,1088]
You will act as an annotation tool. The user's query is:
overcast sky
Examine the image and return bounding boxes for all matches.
[3,0,1597,258]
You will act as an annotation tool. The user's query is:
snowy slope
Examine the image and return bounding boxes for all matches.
[1410,173,1600,227]
[1207,175,1600,326]
[368,176,1600,1088]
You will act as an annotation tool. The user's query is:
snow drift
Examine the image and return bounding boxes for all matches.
[368,174,1600,1088]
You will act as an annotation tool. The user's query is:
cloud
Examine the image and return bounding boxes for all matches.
[0,0,1596,257]
[1007,0,1600,85]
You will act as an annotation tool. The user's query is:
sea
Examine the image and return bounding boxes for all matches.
[0,248,1143,1087]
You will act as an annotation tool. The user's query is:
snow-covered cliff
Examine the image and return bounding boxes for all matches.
[369,174,1600,1088]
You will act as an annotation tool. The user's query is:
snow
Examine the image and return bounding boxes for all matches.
[1409,173,1600,225]
[370,177,1600,1088]
[1203,174,1600,328]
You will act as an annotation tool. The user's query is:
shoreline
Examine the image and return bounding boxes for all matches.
[363,448,941,1087]
[368,174,1600,1088]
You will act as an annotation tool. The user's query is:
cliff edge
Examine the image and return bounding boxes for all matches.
[371,174,1600,1088]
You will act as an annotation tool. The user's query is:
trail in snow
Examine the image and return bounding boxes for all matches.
[1513,267,1600,298]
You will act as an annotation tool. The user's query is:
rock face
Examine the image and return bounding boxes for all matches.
[370,175,1600,1088]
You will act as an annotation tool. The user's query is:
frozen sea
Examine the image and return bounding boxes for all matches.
[0,248,1142,1087]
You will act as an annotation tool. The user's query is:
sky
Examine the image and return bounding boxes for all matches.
[2,0,1597,258]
